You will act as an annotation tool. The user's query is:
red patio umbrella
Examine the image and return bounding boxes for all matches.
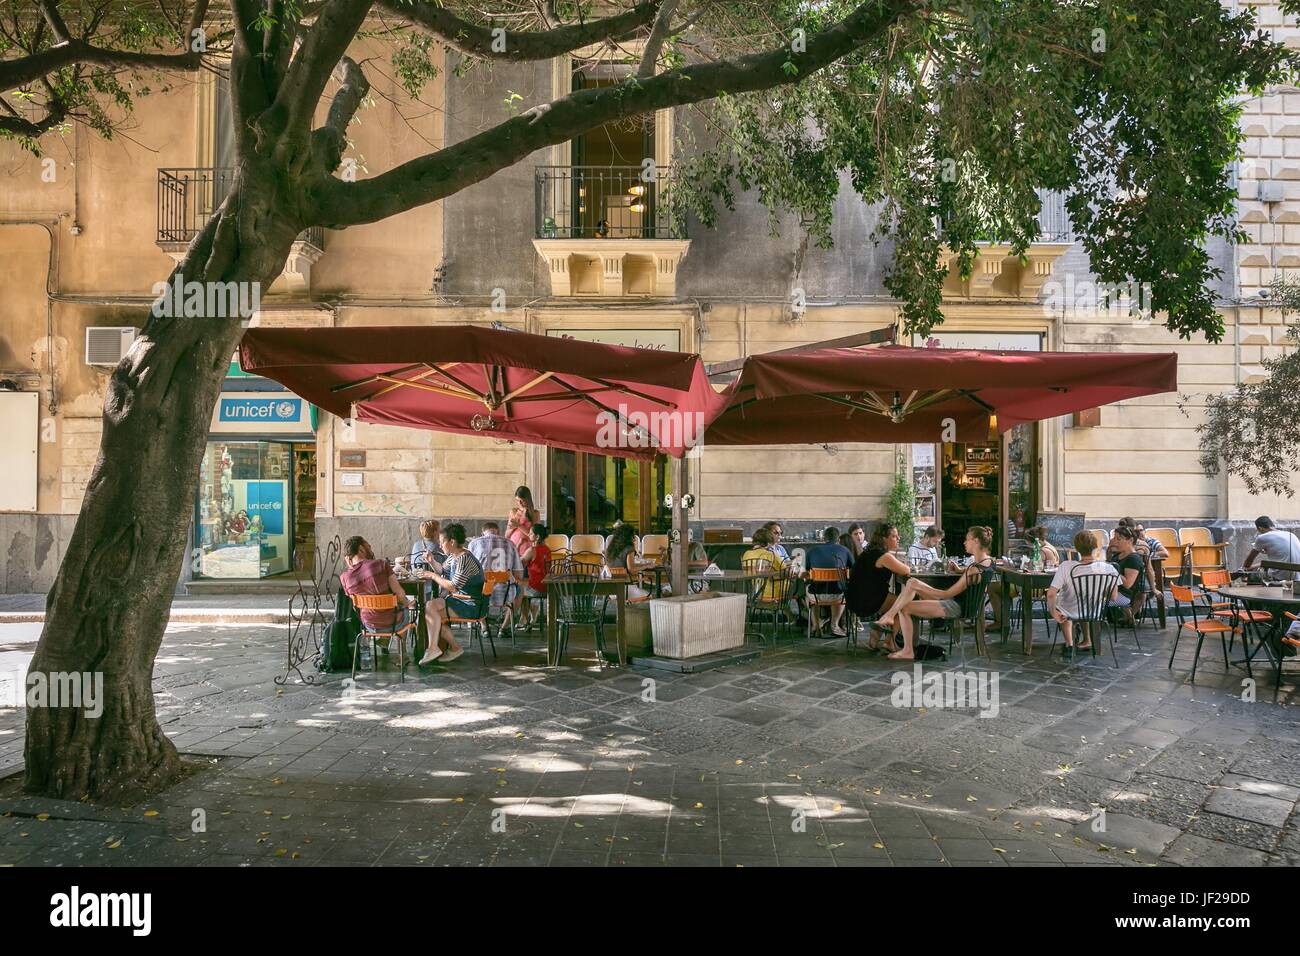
[707,344,1178,445]
[238,324,725,459]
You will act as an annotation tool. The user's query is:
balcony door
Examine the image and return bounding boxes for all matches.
[569,68,655,239]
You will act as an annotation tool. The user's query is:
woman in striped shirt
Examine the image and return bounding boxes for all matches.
[418,523,482,665]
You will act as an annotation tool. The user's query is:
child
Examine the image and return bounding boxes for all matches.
[519,523,551,629]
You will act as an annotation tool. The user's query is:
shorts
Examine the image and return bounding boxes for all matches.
[1108,594,1132,609]
[937,599,962,619]
[525,585,547,599]
[808,593,843,605]
[446,595,483,618]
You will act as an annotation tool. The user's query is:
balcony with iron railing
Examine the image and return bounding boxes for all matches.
[157,168,325,293]
[532,165,690,296]
[939,188,1076,299]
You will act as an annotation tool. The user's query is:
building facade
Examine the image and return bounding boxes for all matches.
[1,10,1298,593]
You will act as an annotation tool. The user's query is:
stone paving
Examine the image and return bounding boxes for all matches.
[2,609,1299,867]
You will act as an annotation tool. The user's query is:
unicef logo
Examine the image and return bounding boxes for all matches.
[276,401,297,418]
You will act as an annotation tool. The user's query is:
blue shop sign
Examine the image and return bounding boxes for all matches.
[219,397,303,423]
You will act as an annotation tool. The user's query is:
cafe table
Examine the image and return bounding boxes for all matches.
[1215,585,1300,690]
[545,574,630,667]
[998,566,1057,655]
[397,576,431,660]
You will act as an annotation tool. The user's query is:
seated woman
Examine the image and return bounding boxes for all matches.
[605,524,663,599]
[740,527,786,603]
[519,522,552,628]
[1047,530,1119,654]
[847,524,911,651]
[418,523,481,665]
[877,526,996,660]
[988,525,1060,632]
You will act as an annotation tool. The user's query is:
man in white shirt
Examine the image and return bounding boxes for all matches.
[1243,516,1300,581]
[908,525,942,564]
[1047,530,1119,654]
[469,521,526,617]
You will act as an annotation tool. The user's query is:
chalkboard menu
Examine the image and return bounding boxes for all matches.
[1035,512,1086,551]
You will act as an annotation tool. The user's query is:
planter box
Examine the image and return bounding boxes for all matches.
[650,591,746,659]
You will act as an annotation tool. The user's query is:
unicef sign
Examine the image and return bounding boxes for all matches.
[210,392,313,435]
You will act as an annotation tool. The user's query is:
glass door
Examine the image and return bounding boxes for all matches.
[548,449,671,534]
[196,440,293,577]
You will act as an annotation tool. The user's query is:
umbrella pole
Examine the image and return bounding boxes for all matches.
[672,456,688,597]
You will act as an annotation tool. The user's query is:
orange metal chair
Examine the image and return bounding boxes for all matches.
[1201,569,1273,627]
[444,574,501,663]
[349,593,416,682]
[805,567,847,641]
[1167,583,1237,682]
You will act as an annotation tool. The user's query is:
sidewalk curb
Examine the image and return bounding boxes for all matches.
[0,611,322,625]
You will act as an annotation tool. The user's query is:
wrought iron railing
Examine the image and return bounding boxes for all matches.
[535,165,685,239]
[157,168,325,250]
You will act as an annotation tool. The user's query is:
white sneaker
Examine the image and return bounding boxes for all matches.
[418,645,443,666]
[831,625,847,637]
[441,646,465,663]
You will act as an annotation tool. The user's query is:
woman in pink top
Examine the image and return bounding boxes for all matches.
[506,485,537,552]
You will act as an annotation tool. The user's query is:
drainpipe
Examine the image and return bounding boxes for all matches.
[0,218,61,415]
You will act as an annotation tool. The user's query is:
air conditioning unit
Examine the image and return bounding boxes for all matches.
[85,327,137,366]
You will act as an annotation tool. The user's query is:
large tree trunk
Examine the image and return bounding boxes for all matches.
[24,172,302,802]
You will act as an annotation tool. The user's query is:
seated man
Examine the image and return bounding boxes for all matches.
[1047,531,1119,654]
[1131,522,1168,562]
[741,527,786,603]
[907,525,943,565]
[340,536,415,655]
[1243,515,1300,581]
[805,526,853,637]
[469,520,527,623]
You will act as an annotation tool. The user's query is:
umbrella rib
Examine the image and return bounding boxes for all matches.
[500,371,555,403]
[587,376,679,410]
[330,363,426,394]
[551,373,659,449]
[427,364,486,403]
[373,374,480,402]
[957,389,995,413]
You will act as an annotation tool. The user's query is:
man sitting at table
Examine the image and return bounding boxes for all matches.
[469,520,526,625]
[806,526,853,638]
[1047,530,1119,655]
[1242,515,1300,581]
[409,518,446,599]
[908,526,943,564]
[340,536,415,657]
[1131,521,1168,561]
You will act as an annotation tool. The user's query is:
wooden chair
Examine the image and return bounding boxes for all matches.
[349,593,416,682]
[640,534,670,558]
[1179,527,1228,579]
[1168,583,1238,682]
[541,533,570,553]
[569,534,605,555]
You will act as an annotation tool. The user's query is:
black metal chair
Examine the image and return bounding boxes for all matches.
[948,564,994,657]
[751,567,796,647]
[1048,567,1120,665]
[552,571,609,668]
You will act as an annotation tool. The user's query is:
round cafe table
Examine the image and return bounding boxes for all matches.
[1215,585,1300,692]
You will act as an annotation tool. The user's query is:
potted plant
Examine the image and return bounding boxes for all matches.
[885,461,916,550]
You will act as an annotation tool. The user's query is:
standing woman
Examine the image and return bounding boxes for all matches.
[846,524,911,651]
[506,485,538,552]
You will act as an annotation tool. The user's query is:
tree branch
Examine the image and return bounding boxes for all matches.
[0,97,67,139]
[276,0,372,133]
[0,39,203,94]
[637,0,678,78]
[376,0,659,62]
[318,0,917,227]
[38,0,71,43]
